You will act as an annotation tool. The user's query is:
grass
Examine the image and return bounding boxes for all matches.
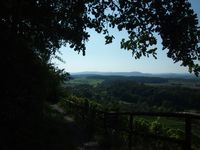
[134,116,185,130]
[136,116,200,148]
[69,77,104,86]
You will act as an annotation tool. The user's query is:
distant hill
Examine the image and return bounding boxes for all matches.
[71,71,198,79]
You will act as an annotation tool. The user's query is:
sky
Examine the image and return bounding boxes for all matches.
[53,0,200,74]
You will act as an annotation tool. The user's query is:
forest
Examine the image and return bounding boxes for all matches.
[58,75,200,149]
[66,75,200,112]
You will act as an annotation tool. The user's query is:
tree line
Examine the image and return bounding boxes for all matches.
[66,77,200,112]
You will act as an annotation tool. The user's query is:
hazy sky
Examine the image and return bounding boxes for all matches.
[53,0,200,74]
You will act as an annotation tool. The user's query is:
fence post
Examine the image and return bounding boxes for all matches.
[103,112,107,134]
[185,116,191,150]
[129,114,133,150]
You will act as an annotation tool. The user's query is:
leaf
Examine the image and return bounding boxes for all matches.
[105,35,115,44]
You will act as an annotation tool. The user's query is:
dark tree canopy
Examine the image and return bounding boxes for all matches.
[1,0,199,75]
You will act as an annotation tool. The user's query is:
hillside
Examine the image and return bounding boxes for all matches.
[71,71,198,79]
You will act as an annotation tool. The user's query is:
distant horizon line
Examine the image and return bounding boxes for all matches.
[69,71,191,75]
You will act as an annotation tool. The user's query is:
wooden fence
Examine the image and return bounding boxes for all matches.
[63,100,200,150]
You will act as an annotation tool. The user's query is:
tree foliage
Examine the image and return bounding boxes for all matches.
[88,0,200,75]
[1,0,200,74]
[0,0,199,128]
[67,77,200,112]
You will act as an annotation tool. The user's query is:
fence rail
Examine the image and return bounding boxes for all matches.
[63,100,200,150]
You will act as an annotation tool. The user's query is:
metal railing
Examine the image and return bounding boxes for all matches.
[63,100,200,150]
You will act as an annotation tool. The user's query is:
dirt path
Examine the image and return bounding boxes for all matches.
[50,104,99,150]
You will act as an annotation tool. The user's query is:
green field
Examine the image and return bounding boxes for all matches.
[68,77,104,86]
[69,75,200,89]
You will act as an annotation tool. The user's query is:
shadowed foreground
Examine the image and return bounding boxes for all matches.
[1,105,88,150]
